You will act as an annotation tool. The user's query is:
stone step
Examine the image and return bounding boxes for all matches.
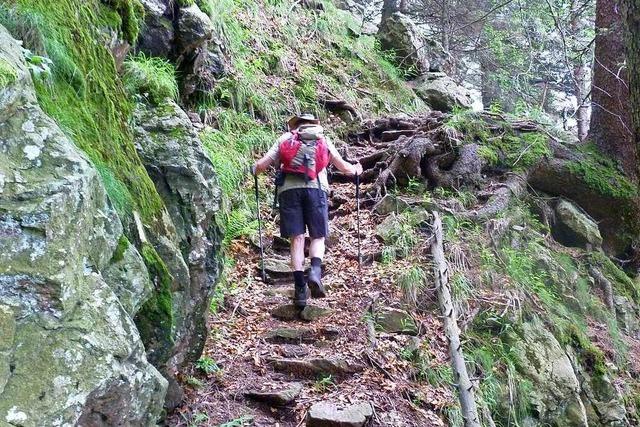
[271,304,332,322]
[306,401,373,427]
[244,382,303,406]
[264,327,342,344]
[268,357,363,377]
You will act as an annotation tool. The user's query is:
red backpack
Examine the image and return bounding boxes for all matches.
[279,130,329,180]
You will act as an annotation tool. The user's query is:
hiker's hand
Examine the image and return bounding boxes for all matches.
[251,163,258,176]
[352,162,363,176]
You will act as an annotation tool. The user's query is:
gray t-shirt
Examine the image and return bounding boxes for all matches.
[267,127,341,195]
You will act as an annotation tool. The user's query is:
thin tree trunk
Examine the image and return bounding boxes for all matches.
[569,2,590,142]
[589,0,635,178]
[431,211,481,427]
[441,0,451,53]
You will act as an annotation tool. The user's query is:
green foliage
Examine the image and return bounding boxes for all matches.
[111,235,130,263]
[185,376,204,389]
[396,265,426,307]
[186,412,209,427]
[568,144,638,199]
[219,415,254,427]
[313,374,336,393]
[3,0,164,223]
[589,251,640,300]
[123,53,178,104]
[195,0,214,16]
[0,58,17,88]
[195,356,221,374]
[136,243,175,365]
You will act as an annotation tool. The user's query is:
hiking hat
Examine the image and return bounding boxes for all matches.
[287,113,320,130]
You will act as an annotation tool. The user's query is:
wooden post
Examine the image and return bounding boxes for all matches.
[431,211,481,427]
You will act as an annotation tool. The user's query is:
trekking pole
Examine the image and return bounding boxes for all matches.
[356,172,361,271]
[254,172,267,282]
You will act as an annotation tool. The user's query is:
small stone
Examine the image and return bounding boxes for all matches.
[375,308,418,335]
[279,345,310,358]
[306,401,373,427]
[300,305,332,321]
[244,382,303,406]
[271,304,302,321]
[265,327,314,343]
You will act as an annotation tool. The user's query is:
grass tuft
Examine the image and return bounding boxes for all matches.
[123,53,179,104]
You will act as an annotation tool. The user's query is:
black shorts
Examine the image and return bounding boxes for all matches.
[278,188,329,238]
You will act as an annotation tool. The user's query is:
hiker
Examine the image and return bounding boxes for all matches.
[252,113,363,307]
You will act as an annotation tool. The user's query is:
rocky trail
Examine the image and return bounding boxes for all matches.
[169,137,453,427]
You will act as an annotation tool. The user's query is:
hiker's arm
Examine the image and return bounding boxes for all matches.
[328,139,363,176]
[253,137,286,175]
[253,155,274,175]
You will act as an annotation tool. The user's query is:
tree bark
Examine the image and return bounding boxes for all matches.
[622,0,640,179]
[589,0,636,179]
[431,212,481,427]
[381,0,399,24]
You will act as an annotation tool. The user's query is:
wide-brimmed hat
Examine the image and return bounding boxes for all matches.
[287,113,320,130]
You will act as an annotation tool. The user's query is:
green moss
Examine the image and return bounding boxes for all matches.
[111,235,130,263]
[501,132,550,168]
[135,242,175,365]
[561,323,607,377]
[478,145,499,166]
[0,58,17,88]
[568,159,638,200]
[7,0,164,223]
[104,0,145,44]
[590,251,640,300]
[123,53,179,104]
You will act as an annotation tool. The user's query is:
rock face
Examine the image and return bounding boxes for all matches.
[138,0,175,57]
[375,308,418,335]
[412,72,474,112]
[508,319,588,426]
[244,382,303,406]
[0,25,167,426]
[553,199,603,248]
[132,100,222,405]
[377,13,431,75]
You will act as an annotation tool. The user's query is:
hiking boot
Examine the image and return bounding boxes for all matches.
[308,258,326,298]
[294,283,309,307]
[293,270,308,307]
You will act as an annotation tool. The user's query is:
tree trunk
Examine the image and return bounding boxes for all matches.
[589,0,636,179]
[569,4,590,142]
[441,0,451,53]
[381,0,398,24]
[622,0,640,179]
[431,212,481,427]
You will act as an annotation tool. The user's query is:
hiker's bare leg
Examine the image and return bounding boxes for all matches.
[290,234,305,271]
[309,237,325,260]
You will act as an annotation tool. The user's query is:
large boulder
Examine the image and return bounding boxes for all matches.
[412,72,474,112]
[507,319,588,426]
[132,99,222,407]
[552,199,603,248]
[176,5,214,57]
[137,0,175,57]
[0,25,166,425]
[377,13,445,75]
